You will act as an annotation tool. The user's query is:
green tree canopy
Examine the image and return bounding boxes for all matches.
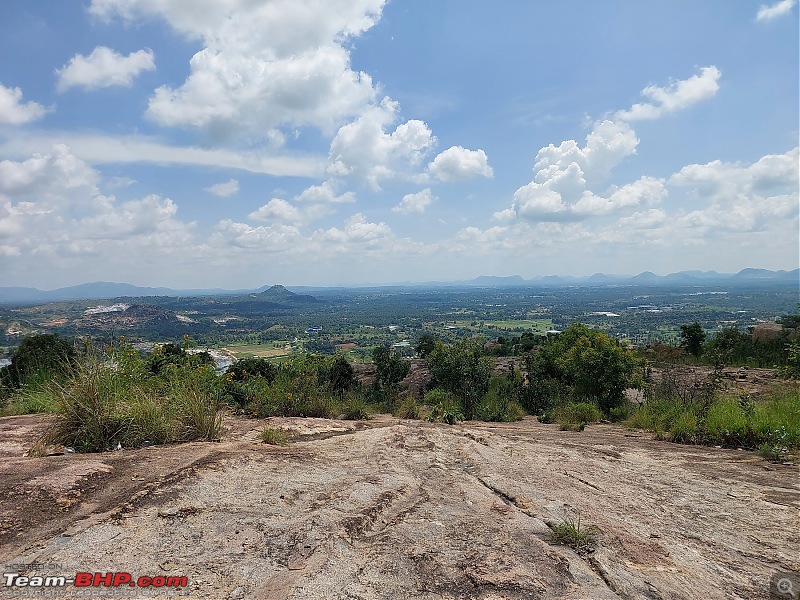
[414,333,437,358]
[372,346,410,390]
[147,343,214,375]
[1,333,76,388]
[426,336,491,420]
[524,324,641,415]
[226,357,277,383]
[679,323,706,358]
[329,354,355,399]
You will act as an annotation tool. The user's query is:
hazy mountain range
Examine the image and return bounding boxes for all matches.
[1,268,797,304]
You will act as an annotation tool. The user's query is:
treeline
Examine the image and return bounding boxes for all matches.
[2,315,798,457]
[671,317,799,372]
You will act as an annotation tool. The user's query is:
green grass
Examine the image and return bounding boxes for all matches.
[395,396,420,419]
[551,402,602,431]
[261,426,289,445]
[40,356,223,452]
[627,385,800,454]
[225,342,291,359]
[340,394,370,420]
[1,384,59,416]
[549,512,601,552]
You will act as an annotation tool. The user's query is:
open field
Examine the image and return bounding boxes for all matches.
[483,319,553,331]
[224,342,292,359]
[1,413,796,599]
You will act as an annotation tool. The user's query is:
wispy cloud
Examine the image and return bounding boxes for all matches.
[0,132,325,178]
[756,0,797,22]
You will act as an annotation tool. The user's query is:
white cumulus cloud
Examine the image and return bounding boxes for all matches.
[0,83,50,125]
[393,188,435,214]
[295,180,355,203]
[327,97,436,189]
[90,0,386,138]
[0,145,197,275]
[756,0,797,21]
[205,178,239,197]
[427,146,493,182]
[249,198,302,223]
[615,66,721,122]
[313,213,392,245]
[506,119,646,222]
[56,47,155,92]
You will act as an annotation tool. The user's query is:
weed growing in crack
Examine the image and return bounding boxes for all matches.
[548,511,601,553]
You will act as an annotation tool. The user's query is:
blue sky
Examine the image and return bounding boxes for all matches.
[0,0,797,289]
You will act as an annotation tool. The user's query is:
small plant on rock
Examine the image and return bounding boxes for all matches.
[261,426,289,446]
[548,511,601,553]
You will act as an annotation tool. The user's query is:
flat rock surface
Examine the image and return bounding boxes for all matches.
[0,414,797,599]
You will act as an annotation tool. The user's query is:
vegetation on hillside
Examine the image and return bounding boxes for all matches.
[1,302,798,459]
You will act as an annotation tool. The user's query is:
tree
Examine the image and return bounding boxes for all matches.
[426,337,491,420]
[147,343,214,375]
[329,354,355,400]
[372,346,410,409]
[1,333,76,389]
[523,324,641,415]
[225,357,277,383]
[414,333,436,358]
[679,323,706,358]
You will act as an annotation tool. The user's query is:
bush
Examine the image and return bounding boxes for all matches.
[425,389,464,424]
[226,357,277,383]
[669,411,699,444]
[261,427,289,445]
[341,394,370,420]
[1,334,76,391]
[550,402,602,430]
[627,385,800,455]
[524,324,642,416]
[396,395,420,419]
[43,350,223,452]
[1,386,59,416]
[476,376,525,422]
[705,396,749,446]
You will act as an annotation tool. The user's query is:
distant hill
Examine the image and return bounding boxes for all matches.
[628,271,661,283]
[467,275,526,287]
[732,268,800,281]
[1,268,797,305]
[258,285,319,304]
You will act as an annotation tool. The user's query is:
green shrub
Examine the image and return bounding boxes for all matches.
[396,396,420,419]
[627,384,800,455]
[1,334,76,390]
[476,376,525,422]
[751,387,800,448]
[425,389,464,424]
[261,427,289,445]
[669,411,699,444]
[45,359,135,452]
[551,402,601,430]
[608,401,635,422]
[341,394,370,420]
[705,396,749,446]
[43,353,223,452]
[170,368,223,442]
[1,385,59,416]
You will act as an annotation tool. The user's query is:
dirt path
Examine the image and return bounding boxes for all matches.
[1,414,797,599]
